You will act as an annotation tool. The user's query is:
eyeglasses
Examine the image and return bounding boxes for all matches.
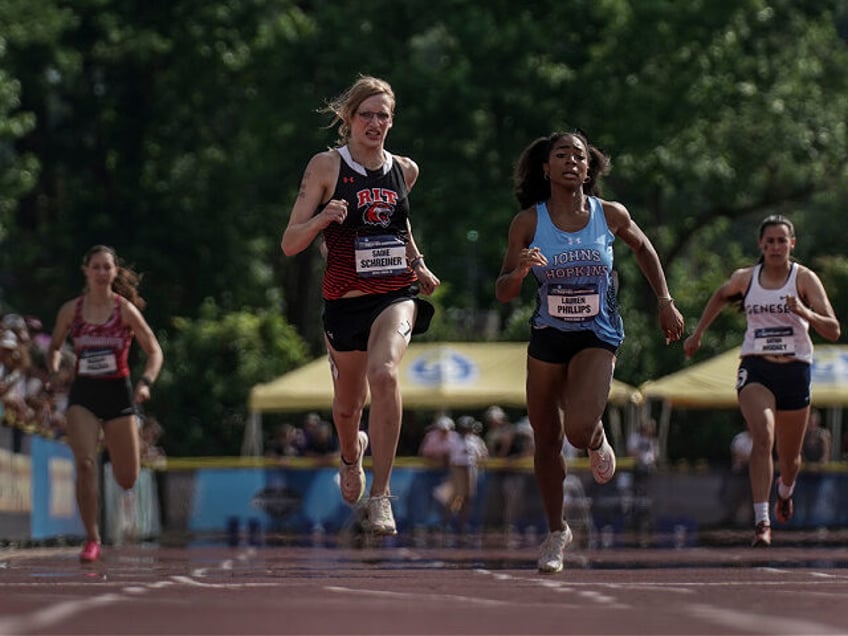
[356,110,391,123]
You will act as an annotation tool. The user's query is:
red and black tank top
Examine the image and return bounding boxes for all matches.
[321,146,417,300]
[70,295,133,379]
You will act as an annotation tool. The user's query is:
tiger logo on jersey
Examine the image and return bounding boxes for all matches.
[362,202,394,227]
[358,187,400,228]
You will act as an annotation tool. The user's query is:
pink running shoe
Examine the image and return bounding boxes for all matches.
[79,540,101,563]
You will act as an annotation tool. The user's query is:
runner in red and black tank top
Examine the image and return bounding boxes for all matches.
[70,295,133,380]
[321,146,417,299]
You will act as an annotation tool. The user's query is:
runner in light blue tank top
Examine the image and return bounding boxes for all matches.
[530,198,623,346]
[496,130,684,574]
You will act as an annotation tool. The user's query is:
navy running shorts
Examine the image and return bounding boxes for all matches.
[736,355,811,410]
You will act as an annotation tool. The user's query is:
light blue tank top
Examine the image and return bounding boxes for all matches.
[529,198,624,346]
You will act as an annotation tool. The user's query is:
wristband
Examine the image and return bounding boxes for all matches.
[657,296,675,309]
[139,375,154,387]
[409,255,425,269]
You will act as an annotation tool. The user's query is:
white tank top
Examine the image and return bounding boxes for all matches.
[741,263,812,363]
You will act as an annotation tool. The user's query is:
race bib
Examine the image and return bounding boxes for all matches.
[78,348,118,376]
[354,235,407,278]
[753,326,796,355]
[547,284,600,321]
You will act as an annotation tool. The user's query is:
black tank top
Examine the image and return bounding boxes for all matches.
[321,146,416,299]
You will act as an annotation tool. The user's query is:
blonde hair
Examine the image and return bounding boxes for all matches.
[320,75,395,146]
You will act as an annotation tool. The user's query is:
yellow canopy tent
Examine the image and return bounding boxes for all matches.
[243,341,642,455]
[639,345,848,460]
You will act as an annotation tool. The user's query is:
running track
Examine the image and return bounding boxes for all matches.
[1,542,847,635]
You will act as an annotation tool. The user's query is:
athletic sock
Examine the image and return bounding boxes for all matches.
[777,480,795,500]
[753,502,769,526]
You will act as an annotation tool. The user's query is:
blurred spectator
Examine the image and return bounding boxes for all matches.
[480,405,513,530]
[442,415,488,535]
[626,416,659,545]
[0,329,32,425]
[507,416,535,458]
[2,313,31,345]
[802,409,830,465]
[267,422,304,459]
[301,418,339,459]
[139,413,168,531]
[798,409,832,526]
[627,417,658,496]
[720,425,753,527]
[0,313,72,438]
[503,416,536,536]
[418,415,456,467]
[483,405,512,458]
[140,414,167,468]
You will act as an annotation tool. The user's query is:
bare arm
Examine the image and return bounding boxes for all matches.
[47,300,75,375]
[122,300,164,404]
[280,152,345,256]
[393,154,440,296]
[604,201,685,343]
[683,267,753,358]
[792,266,841,342]
[495,208,545,303]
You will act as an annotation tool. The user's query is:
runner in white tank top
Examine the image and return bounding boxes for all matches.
[684,215,840,547]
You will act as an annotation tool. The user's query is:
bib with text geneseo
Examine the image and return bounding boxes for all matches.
[77,348,118,376]
[355,235,407,278]
[753,326,796,355]
[547,283,601,321]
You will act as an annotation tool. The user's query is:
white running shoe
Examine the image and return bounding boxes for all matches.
[366,495,397,536]
[537,525,574,574]
[339,431,369,504]
[589,433,616,484]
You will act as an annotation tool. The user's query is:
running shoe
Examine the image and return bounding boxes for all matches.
[751,521,772,547]
[366,495,397,536]
[589,434,616,484]
[339,430,369,505]
[774,490,794,525]
[537,525,574,574]
[79,540,101,563]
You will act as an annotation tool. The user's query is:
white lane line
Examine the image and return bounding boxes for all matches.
[0,568,272,635]
[324,585,512,607]
[474,569,630,609]
[685,602,846,635]
[169,575,277,589]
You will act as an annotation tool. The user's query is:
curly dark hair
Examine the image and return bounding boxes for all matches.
[513,130,611,209]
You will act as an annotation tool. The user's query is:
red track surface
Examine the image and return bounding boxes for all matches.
[1,542,847,635]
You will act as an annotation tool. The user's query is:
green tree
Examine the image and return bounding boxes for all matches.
[150,299,309,456]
